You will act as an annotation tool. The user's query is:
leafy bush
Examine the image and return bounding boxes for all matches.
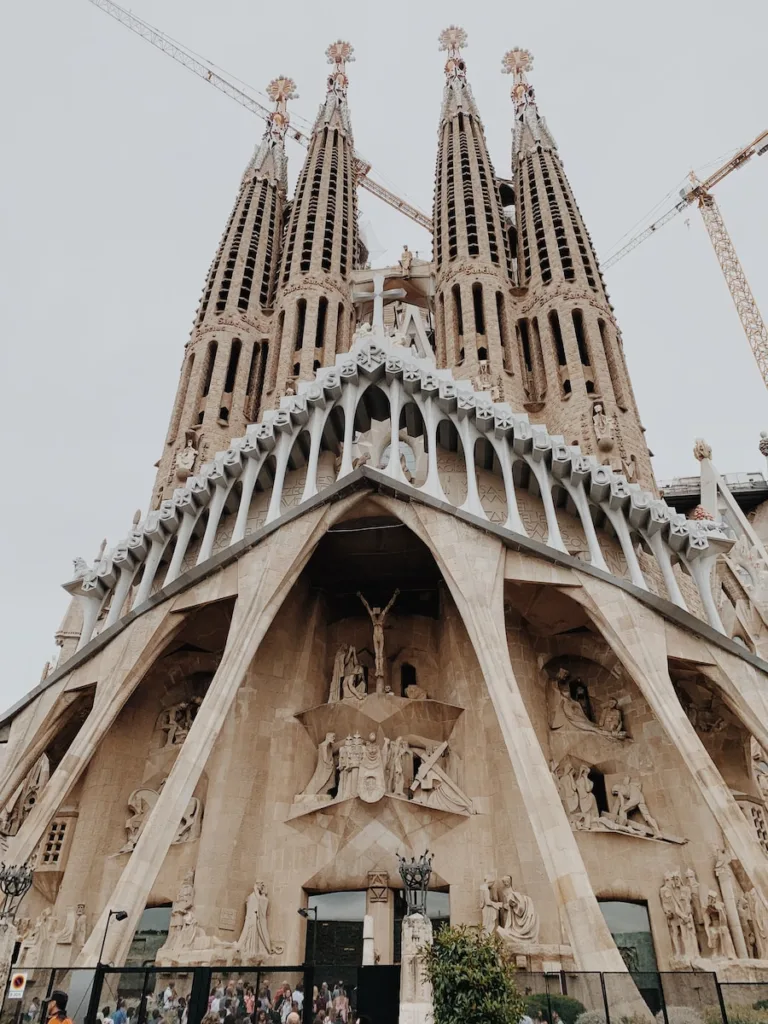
[718,1007,768,1024]
[421,924,524,1024]
[525,993,586,1024]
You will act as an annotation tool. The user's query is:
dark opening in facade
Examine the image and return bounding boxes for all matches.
[472,283,485,334]
[223,338,242,394]
[548,310,567,366]
[572,309,591,366]
[315,297,328,349]
[400,663,417,694]
[295,299,307,350]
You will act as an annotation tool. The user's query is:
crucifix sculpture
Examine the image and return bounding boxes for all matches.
[357,588,400,690]
[352,271,407,334]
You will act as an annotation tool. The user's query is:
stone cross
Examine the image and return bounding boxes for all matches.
[352,271,407,333]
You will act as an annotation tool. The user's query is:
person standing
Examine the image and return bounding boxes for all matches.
[46,992,73,1024]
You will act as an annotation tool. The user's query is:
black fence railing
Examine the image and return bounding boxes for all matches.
[3,966,768,1024]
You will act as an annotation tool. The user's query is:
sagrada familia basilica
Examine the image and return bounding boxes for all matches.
[4,22,768,1020]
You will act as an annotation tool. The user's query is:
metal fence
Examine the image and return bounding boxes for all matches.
[3,966,768,1024]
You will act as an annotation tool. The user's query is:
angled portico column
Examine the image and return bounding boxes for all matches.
[7,603,185,867]
[77,505,330,968]
[399,504,629,973]
[575,575,768,902]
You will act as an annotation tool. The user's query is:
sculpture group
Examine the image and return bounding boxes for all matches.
[660,852,768,965]
[296,732,473,814]
[547,667,627,740]
[158,873,279,966]
[479,875,539,944]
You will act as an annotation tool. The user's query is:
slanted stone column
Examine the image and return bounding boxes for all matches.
[397,504,629,973]
[399,913,433,1024]
[6,603,184,867]
[76,506,330,968]
[575,575,768,904]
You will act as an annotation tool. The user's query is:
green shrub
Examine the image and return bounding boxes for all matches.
[421,924,524,1024]
[525,993,586,1024]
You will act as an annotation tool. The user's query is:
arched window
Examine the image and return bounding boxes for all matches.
[201,340,217,398]
[472,283,485,334]
[295,299,307,350]
[315,297,328,349]
[223,338,242,394]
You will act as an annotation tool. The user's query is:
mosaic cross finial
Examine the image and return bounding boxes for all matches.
[265,76,298,141]
[438,25,467,57]
[502,47,535,111]
[326,40,355,71]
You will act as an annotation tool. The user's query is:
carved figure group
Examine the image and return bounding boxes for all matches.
[547,668,626,739]
[238,882,275,963]
[121,780,202,852]
[479,875,539,944]
[660,852,768,965]
[329,644,366,703]
[552,761,667,840]
[0,754,49,837]
[158,698,202,747]
[296,732,473,813]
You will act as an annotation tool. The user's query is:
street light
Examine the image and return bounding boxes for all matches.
[0,863,33,921]
[97,909,128,967]
[297,906,318,965]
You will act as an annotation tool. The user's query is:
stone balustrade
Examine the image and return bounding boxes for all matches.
[66,332,735,654]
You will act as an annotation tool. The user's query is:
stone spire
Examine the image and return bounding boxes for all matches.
[268,41,359,401]
[151,77,297,507]
[432,27,521,406]
[502,48,654,489]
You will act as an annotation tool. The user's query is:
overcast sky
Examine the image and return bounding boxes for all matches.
[1,0,766,712]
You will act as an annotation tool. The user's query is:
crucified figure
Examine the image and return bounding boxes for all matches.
[358,589,400,684]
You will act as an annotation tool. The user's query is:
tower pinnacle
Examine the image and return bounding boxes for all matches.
[318,40,355,132]
[502,47,557,160]
[246,76,298,187]
[437,26,479,122]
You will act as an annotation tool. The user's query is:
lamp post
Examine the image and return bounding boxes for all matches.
[0,863,33,922]
[97,909,128,967]
[397,850,433,917]
[297,906,318,965]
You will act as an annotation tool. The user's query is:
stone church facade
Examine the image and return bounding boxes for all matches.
[5,25,768,1007]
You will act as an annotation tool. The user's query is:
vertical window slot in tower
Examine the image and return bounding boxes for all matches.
[224,339,242,394]
[316,298,328,349]
[295,299,307,351]
[572,310,591,366]
[472,283,485,335]
[599,319,628,410]
[201,341,218,398]
[548,310,566,366]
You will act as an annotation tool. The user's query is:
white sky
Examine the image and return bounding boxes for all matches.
[1,0,767,713]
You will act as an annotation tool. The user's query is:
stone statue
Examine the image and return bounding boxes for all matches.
[72,557,89,579]
[167,870,195,949]
[598,699,625,737]
[18,907,54,968]
[693,438,713,462]
[660,873,685,958]
[121,787,159,852]
[159,699,201,747]
[659,870,700,961]
[703,890,736,958]
[358,589,400,684]
[411,741,473,815]
[358,732,387,803]
[741,888,768,959]
[557,762,580,821]
[0,754,50,837]
[56,903,87,955]
[405,683,427,700]
[298,732,337,800]
[329,644,348,703]
[341,646,367,700]
[175,794,202,843]
[479,877,502,935]
[175,432,199,482]
[547,668,626,739]
[386,736,410,797]
[575,765,600,829]
[399,244,413,276]
[498,875,540,943]
[609,776,660,835]
[237,882,274,963]
[593,403,614,452]
[400,912,434,1013]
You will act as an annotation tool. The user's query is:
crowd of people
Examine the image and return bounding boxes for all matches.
[86,977,357,1024]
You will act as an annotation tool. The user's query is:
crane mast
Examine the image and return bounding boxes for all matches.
[603,129,768,389]
[86,0,432,232]
[696,189,768,385]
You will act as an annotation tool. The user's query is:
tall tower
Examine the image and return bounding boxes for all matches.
[267,41,359,400]
[151,76,297,507]
[433,27,522,405]
[503,49,653,488]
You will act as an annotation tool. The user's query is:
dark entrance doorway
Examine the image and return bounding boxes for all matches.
[357,966,401,1024]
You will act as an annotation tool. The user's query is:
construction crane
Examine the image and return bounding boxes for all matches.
[85,0,433,233]
[603,130,768,388]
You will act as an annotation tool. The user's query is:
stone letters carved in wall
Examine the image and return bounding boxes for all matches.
[479,875,539,945]
[121,780,202,853]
